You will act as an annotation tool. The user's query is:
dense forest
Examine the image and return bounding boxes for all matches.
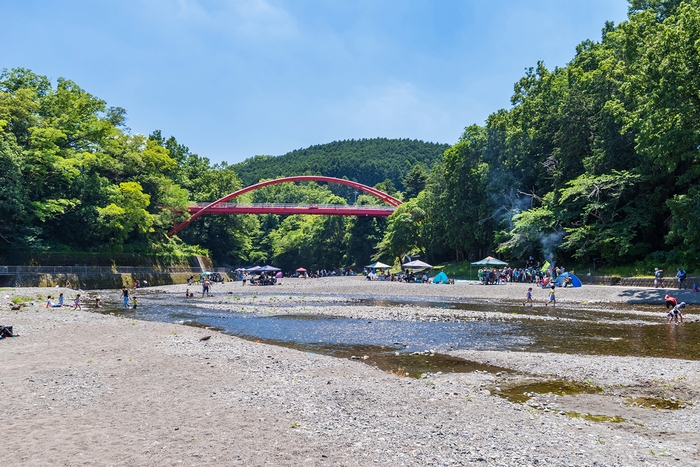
[1,0,699,272]
[232,139,448,191]
[0,68,435,269]
[378,0,700,271]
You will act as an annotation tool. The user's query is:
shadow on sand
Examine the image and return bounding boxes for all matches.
[617,287,700,305]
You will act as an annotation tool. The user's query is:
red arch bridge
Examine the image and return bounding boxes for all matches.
[167,175,402,236]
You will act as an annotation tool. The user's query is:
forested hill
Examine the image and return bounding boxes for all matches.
[232,138,450,190]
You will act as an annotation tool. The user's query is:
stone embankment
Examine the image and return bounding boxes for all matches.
[0,265,226,289]
[581,275,697,288]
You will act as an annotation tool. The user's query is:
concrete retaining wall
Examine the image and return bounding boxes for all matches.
[578,275,697,288]
[3,272,224,289]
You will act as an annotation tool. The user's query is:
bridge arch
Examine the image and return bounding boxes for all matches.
[168,175,402,236]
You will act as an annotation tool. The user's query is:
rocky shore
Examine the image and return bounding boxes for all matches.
[2,279,699,466]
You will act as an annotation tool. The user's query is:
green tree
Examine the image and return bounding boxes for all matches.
[96,182,154,245]
[430,126,493,261]
[403,164,428,200]
[374,191,434,264]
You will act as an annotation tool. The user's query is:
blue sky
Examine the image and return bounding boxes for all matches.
[1,0,630,164]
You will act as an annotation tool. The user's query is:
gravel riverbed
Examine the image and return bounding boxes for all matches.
[2,278,699,466]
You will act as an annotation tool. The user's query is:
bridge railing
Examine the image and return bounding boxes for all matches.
[192,202,395,210]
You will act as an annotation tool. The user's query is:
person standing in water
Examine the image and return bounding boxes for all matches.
[523,287,533,306]
[545,286,556,306]
[122,286,130,308]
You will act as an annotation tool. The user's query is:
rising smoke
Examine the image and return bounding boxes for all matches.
[540,231,564,263]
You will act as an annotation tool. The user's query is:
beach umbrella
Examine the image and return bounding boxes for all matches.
[469,256,508,280]
[470,256,508,267]
[275,271,283,278]
[296,267,307,273]
[365,261,391,269]
[402,260,433,269]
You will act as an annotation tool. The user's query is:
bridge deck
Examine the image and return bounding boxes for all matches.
[188,203,395,216]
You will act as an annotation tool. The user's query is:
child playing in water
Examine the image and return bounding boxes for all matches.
[668,302,686,324]
[545,286,556,306]
[523,287,533,306]
[132,298,138,310]
[665,294,678,310]
[72,294,82,311]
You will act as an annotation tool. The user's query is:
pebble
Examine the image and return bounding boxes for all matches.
[4,282,700,466]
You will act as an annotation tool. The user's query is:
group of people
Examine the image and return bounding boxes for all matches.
[121,286,138,309]
[364,270,390,281]
[363,270,431,283]
[522,286,557,307]
[183,279,214,298]
[45,293,83,310]
[240,272,276,286]
[187,273,224,286]
[654,267,692,289]
[664,294,686,324]
[48,287,140,310]
[478,266,564,285]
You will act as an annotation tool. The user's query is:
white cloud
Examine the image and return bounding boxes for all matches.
[330,82,454,140]
[136,0,299,43]
[179,0,299,41]
[174,0,209,21]
[228,0,298,41]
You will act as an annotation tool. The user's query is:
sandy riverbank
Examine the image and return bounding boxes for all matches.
[2,280,699,466]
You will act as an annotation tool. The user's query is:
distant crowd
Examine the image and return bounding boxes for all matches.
[478,265,572,287]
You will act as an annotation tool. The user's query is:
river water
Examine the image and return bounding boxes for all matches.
[99,292,700,367]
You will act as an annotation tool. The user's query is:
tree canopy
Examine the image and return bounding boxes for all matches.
[3,0,699,272]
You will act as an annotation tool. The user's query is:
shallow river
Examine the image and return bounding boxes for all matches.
[99,292,700,371]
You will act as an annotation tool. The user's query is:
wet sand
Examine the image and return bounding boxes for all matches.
[2,279,699,466]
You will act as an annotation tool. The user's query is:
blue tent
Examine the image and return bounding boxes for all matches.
[553,272,582,288]
[433,271,449,284]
